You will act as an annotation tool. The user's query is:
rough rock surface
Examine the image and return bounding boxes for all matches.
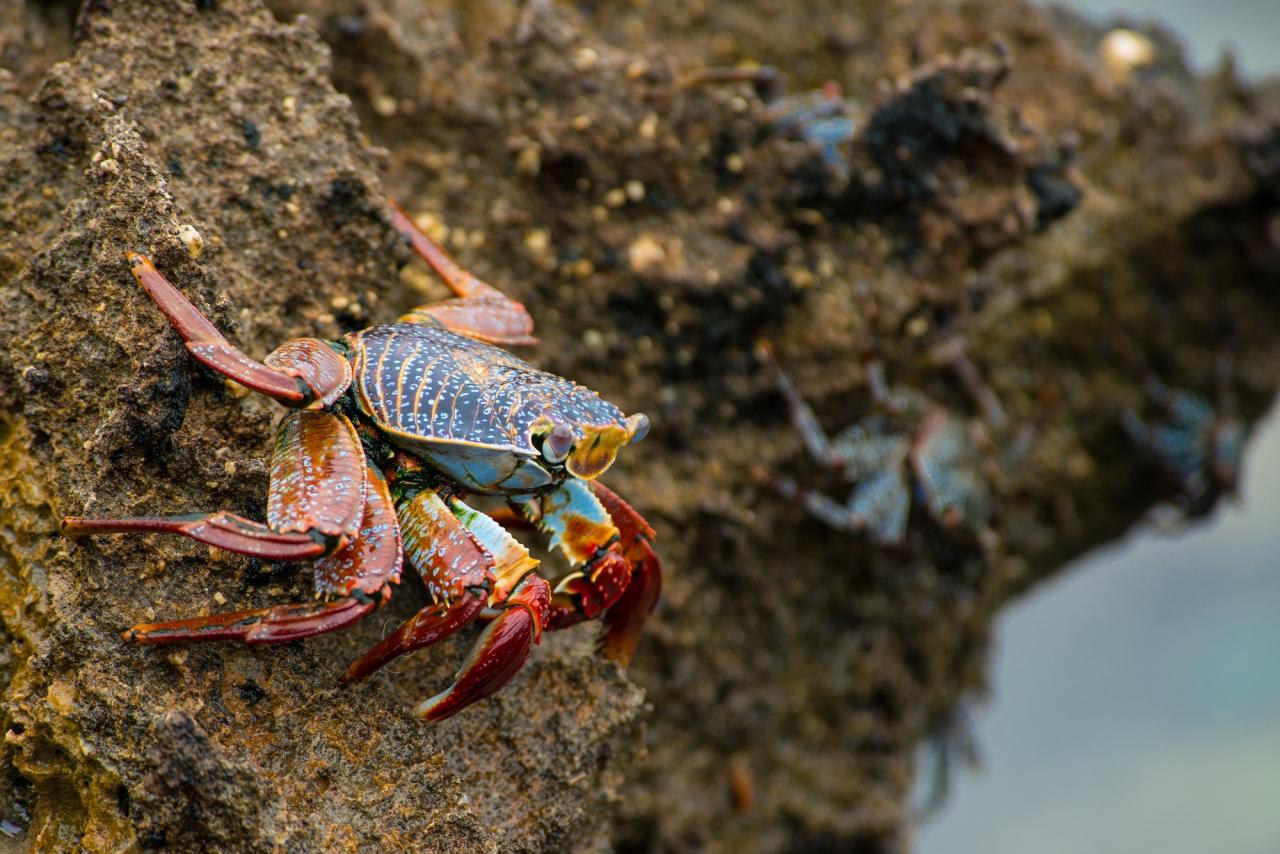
[0,0,1277,851]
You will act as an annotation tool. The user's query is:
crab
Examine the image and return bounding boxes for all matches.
[1121,369,1244,518]
[914,700,981,821]
[681,66,859,177]
[61,202,661,721]
[756,343,991,546]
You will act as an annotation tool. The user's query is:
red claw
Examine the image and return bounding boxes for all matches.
[588,481,662,664]
[600,538,661,664]
[415,573,550,722]
[589,481,656,542]
[341,590,486,685]
[547,545,632,630]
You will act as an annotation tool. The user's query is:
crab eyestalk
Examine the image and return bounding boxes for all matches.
[565,413,650,480]
[541,422,574,464]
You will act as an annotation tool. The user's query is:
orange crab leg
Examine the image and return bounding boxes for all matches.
[63,411,368,559]
[388,199,538,346]
[126,596,376,645]
[311,466,403,602]
[121,462,401,645]
[129,253,351,407]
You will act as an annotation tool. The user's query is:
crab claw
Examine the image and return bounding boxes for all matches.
[589,481,662,664]
[547,545,633,629]
[415,573,550,722]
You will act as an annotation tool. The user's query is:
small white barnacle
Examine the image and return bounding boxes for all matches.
[1100,28,1156,84]
[178,224,205,259]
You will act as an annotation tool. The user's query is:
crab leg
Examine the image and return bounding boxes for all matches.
[128,253,351,407]
[341,489,494,682]
[414,573,550,721]
[61,512,327,560]
[759,341,844,468]
[123,463,402,644]
[343,490,549,721]
[63,410,368,560]
[590,481,662,664]
[754,464,911,546]
[388,200,537,346]
[125,596,376,645]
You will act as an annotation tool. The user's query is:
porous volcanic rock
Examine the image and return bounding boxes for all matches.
[2,0,1278,851]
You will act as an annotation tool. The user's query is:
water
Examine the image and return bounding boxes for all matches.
[918,408,1280,853]
[917,8,1280,852]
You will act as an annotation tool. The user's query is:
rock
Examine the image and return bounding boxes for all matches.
[0,2,640,851]
[1,0,1278,851]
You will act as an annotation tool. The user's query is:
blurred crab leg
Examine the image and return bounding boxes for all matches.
[62,411,368,560]
[128,253,350,406]
[126,595,375,645]
[388,200,537,346]
[678,65,786,100]
[341,489,501,684]
[528,479,632,630]
[752,466,871,533]
[758,341,841,467]
[589,481,662,664]
[929,338,1007,433]
[414,573,551,722]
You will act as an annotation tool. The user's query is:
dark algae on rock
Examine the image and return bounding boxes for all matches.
[2,0,1279,851]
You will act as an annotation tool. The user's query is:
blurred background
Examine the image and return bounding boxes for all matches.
[922,6,1280,852]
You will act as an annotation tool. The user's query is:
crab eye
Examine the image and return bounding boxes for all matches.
[542,423,574,463]
[626,413,650,444]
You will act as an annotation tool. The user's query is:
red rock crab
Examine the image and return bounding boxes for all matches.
[62,203,661,721]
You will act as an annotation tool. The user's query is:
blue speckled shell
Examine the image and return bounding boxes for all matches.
[350,323,627,455]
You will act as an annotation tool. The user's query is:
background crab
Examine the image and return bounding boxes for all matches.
[757,342,992,546]
[61,203,661,722]
[682,65,860,178]
[1121,368,1245,518]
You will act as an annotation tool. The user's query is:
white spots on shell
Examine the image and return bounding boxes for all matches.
[357,323,628,454]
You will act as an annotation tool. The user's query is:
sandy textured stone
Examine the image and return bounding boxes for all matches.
[1,0,1278,851]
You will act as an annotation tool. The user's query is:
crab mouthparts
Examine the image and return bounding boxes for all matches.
[565,414,649,479]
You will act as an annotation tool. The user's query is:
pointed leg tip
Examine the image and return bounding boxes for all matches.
[413,693,460,723]
[412,581,546,723]
[599,639,636,667]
